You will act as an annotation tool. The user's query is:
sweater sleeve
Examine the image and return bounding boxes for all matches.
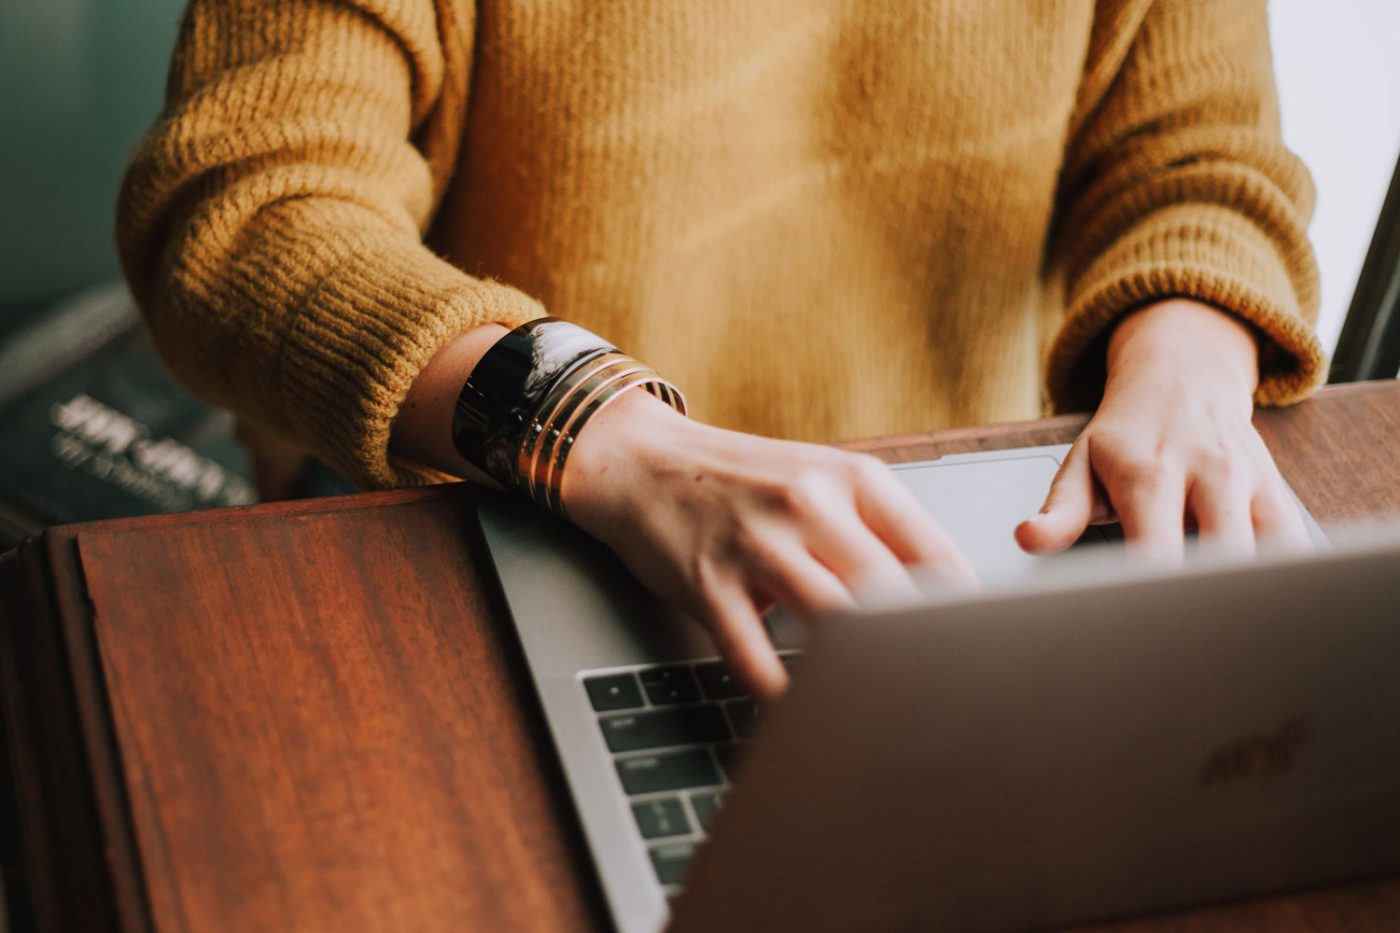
[1043,0,1324,413]
[116,0,544,489]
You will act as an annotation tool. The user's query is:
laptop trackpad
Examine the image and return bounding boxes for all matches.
[892,453,1063,586]
[765,453,1067,649]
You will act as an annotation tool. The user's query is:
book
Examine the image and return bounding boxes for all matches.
[0,282,255,547]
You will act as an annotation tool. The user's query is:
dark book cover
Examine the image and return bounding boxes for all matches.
[0,283,255,547]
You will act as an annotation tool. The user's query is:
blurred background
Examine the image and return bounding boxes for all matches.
[0,0,254,545]
[1270,0,1400,353]
[0,0,184,317]
[0,0,1395,544]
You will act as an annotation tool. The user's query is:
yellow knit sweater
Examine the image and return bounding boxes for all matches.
[117,0,1323,489]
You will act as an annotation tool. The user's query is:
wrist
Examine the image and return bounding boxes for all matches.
[445,317,686,514]
[562,387,694,520]
[1105,299,1259,401]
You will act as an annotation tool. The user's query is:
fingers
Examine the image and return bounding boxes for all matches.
[850,458,977,585]
[725,475,950,698]
[808,516,924,604]
[1188,472,1256,556]
[750,538,860,619]
[700,579,789,702]
[775,461,969,602]
[1017,441,1104,555]
[1251,480,1312,549]
[1106,460,1187,562]
[683,452,975,702]
[1169,430,1307,555]
[1037,435,1305,563]
[703,520,880,702]
[1236,432,1310,549]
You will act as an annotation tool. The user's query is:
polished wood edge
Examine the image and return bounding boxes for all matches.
[842,410,1090,457]
[1255,379,1398,404]
[45,529,155,933]
[0,536,128,931]
[0,484,473,555]
[843,381,1398,459]
[32,481,473,541]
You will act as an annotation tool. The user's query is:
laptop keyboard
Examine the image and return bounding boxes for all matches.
[582,652,800,898]
[574,531,1127,903]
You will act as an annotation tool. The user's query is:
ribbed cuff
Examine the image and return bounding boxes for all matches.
[1045,203,1325,413]
[279,237,544,489]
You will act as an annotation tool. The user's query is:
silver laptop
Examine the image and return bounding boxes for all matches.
[477,445,1395,932]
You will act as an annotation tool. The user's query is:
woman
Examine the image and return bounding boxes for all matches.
[117,0,1324,698]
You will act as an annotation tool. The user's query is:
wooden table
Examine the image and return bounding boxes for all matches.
[2,381,1399,933]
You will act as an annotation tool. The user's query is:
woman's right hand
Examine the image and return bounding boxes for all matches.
[563,389,976,701]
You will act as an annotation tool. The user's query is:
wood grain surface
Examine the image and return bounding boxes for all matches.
[2,381,1398,932]
[74,492,608,933]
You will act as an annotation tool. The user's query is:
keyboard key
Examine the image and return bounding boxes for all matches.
[639,665,701,705]
[599,706,730,753]
[724,698,760,739]
[689,791,723,833]
[616,748,721,795]
[584,673,643,711]
[713,742,744,780]
[649,842,696,885]
[694,662,744,700]
[632,797,691,839]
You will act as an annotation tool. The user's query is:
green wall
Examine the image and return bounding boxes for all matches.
[0,0,187,315]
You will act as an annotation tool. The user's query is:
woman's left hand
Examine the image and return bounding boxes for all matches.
[1015,298,1310,560]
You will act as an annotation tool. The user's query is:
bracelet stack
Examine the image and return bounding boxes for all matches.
[452,318,686,517]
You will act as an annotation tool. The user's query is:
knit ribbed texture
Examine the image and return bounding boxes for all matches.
[117,0,1323,489]
[1044,0,1323,411]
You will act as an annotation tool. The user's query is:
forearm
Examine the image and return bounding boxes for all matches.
[389,323,511,484]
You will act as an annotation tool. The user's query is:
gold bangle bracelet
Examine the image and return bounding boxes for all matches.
[452,316,687,515]
[514,354,685,516]
[519,354,642,505]
[517,353,637,502]
[527,365,672,513]
[540,370,673,515]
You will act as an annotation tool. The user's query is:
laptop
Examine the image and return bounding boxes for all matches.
[476,445,1396,931]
